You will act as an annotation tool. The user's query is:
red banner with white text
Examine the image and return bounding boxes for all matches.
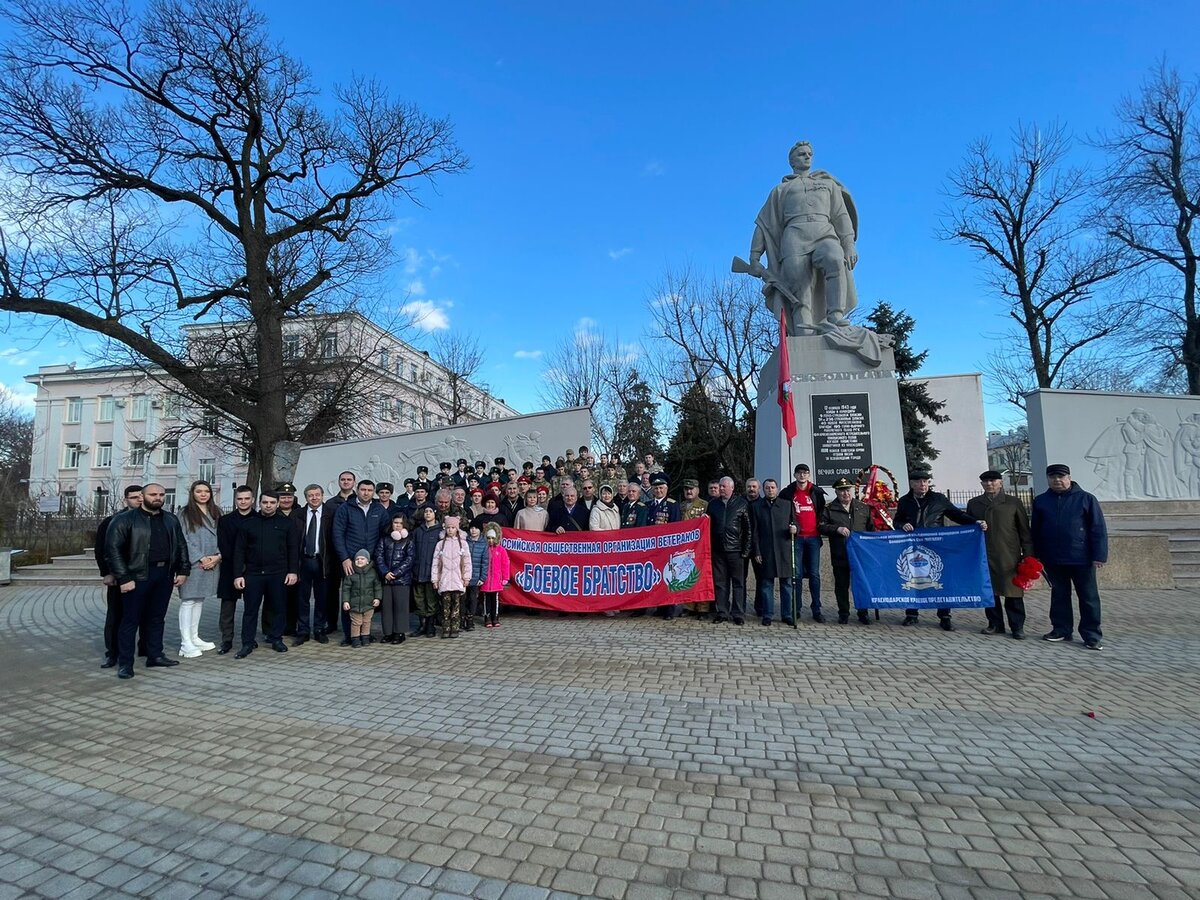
[500,521,714,612]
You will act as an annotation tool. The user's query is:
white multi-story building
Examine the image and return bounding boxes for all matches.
[25,314,517,513]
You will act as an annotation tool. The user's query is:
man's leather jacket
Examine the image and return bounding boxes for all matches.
[104,508,191,584]
[706,495,752,556]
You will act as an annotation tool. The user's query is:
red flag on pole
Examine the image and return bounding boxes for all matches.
[777,309,797,446]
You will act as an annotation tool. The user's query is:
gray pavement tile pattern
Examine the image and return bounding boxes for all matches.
[0,583,1198,899]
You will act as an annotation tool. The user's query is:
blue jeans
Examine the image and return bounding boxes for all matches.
[755,576,792,623]
[1045,563,1102,642]
[793,537,821,616]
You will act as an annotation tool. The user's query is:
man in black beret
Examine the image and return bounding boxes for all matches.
[967,471,1033,639]
[894,466,986,631]
[1031,464,1108,650]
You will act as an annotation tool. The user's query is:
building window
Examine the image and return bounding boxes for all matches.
[321,333,338,359]
[237,445,250,464]
[283,334,300,360]
[94,442,113,468]
[379,349,390,370]
[128,441,146,467]
[378,398,391,421]
[61,491,77,516]
[161,439,179,466]
[200,411,219,436]
[97,396,115,422]
[94,490,110,516]
[162,394,181,419]
[62,443,82,468]
[131,395,150,420]
[318,384,335,405]
[198,458,216,483]
[163,489,176,511]
[422,411,432,430]
[410,363,419,382]
[65,397,83,423]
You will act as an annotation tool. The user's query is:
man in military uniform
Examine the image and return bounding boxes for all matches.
[680,479,711,618]
[643,474,682,618]
[414,465,435,496]
[621,480,648,528]
[451,459,469,489]
[273,482,301,636]
[818,477,875,624]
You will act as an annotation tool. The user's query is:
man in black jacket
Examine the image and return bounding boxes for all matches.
[707,476,753,624]
[819,477,876,624]
[94,484,143,668]
[893,467,986,630]
[216,486,256,654]
[104,483,191,679]
[295,483,335,646]
[545,484,589,533]
[231,492,300,658]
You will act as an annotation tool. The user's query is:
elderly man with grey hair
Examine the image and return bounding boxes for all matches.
[706,476,753,624]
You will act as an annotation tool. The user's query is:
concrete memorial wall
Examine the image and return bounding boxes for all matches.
[1027,389,1200,500]
[292,407,592,496]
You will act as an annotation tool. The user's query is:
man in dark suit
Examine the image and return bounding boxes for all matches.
[95,484,143,668]
[545,484,589,533]
[216,485,256,654]
[294,483,335,645]
[231,491,300,658]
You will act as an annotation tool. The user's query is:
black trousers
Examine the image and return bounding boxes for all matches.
[296,557,327,637]
[117,566,172,666]
[219,594,241,644]
[242,574,286,647]
[1046,563,1102,642]
[325,569,344,635]
[103,584,122,659]
[905,606,951,619]
[712,551,746,619]
[986,595,1026,633]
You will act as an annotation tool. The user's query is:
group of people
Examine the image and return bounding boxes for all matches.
[95,443,1111,679]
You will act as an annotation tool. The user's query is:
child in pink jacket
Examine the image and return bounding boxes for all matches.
[431,516,472,639]
[481,523,511,628]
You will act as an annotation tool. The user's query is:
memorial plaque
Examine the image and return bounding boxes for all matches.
[811,393,872,483]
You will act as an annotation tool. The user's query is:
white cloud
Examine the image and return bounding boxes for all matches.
[513,349,543,360]
[0,348,21,358]
[401,300,451,332]
[608,247,633,260]
[406,279,426,297]
[576,317,598,331]
[400,247,423,275]
[642,160,665,177]
[0,381,36,410]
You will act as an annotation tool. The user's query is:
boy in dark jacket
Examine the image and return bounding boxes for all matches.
[463,523,490,631]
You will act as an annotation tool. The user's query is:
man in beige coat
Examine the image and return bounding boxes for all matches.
[967,471,1033,639]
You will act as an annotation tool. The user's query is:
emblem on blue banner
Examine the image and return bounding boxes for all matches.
[897,544,943,590]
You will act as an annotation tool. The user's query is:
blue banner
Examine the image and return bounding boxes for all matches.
[846,526,994,609]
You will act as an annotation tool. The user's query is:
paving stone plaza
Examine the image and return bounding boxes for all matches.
[1,583,1199,899]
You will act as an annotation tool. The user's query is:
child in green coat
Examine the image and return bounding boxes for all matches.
[342,548,382,648]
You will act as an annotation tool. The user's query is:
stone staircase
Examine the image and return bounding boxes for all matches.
[9,552,100,585]
[1105,501,1200,591]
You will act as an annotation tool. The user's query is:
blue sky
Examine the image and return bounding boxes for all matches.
[3,1,1198,430]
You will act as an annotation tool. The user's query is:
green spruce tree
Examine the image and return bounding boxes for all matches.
[866,302,949,470]
[611,376,662,465]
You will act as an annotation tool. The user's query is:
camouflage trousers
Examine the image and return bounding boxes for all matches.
[439,591,462,637]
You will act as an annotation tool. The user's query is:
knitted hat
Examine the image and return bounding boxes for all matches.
[354,548,371,562]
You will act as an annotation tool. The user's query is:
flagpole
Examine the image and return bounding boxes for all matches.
[777,309,799,629]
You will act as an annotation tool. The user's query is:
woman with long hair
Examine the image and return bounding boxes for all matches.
[177,480,222,657]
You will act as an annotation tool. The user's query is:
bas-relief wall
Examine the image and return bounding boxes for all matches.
[1027,390,1200,500]
[292,407,592,496]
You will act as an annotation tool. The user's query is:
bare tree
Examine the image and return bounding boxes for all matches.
[431,331,486,424]
[0,0,466,491]
[1094,64,1200,392]
[0,386,32,520]
[941,122,1129,408]
[645,268,774,482]
[537,323,634,453]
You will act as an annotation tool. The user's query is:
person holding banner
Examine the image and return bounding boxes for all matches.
[1032,464,1108,651]
[967,471,1033,639]
[894,467,985,630]
[751,479,793,627]
[819,477,875,624]
[708,476,753,625]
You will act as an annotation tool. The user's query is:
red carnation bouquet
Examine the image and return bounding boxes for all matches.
[1012,556,1044,591]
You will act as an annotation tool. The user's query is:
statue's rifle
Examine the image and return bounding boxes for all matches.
[731,256,821,334]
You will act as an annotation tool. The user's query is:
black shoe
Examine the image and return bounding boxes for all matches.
[292,635,309,647]
[117,665,134,679]
[858,613,870,625]
[1084,639,1103,651]
[901,616,918,626]
[711,614,727,624]
[630,610,647,618]
[271,640,288,653]
[234,645,254,659]
[838,614,849,625]
[350,637,362,648]
[339,638,352,646]
[394,633,406,644]
[101,656,117,669]
[811,613,824,624]
[939,618,955,632]
[1042,631,1069,642]
[411,618,425,637]
[732,617,744,626]
[217,641,233,655]
[1011,630,1025,640]
[782,618,795,627]
[663,613,677,620]
[314,632,328,644]
[980,625,1003,635]
[368,635,377,644]
[145,656,180,668]
[761,617,771,626]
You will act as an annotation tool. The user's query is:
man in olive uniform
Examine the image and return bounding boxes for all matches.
[967,470,1033,639]
[818,477,875,624]
[678,477,712,618]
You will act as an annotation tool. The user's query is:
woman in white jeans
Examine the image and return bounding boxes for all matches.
[177,480,222,657]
